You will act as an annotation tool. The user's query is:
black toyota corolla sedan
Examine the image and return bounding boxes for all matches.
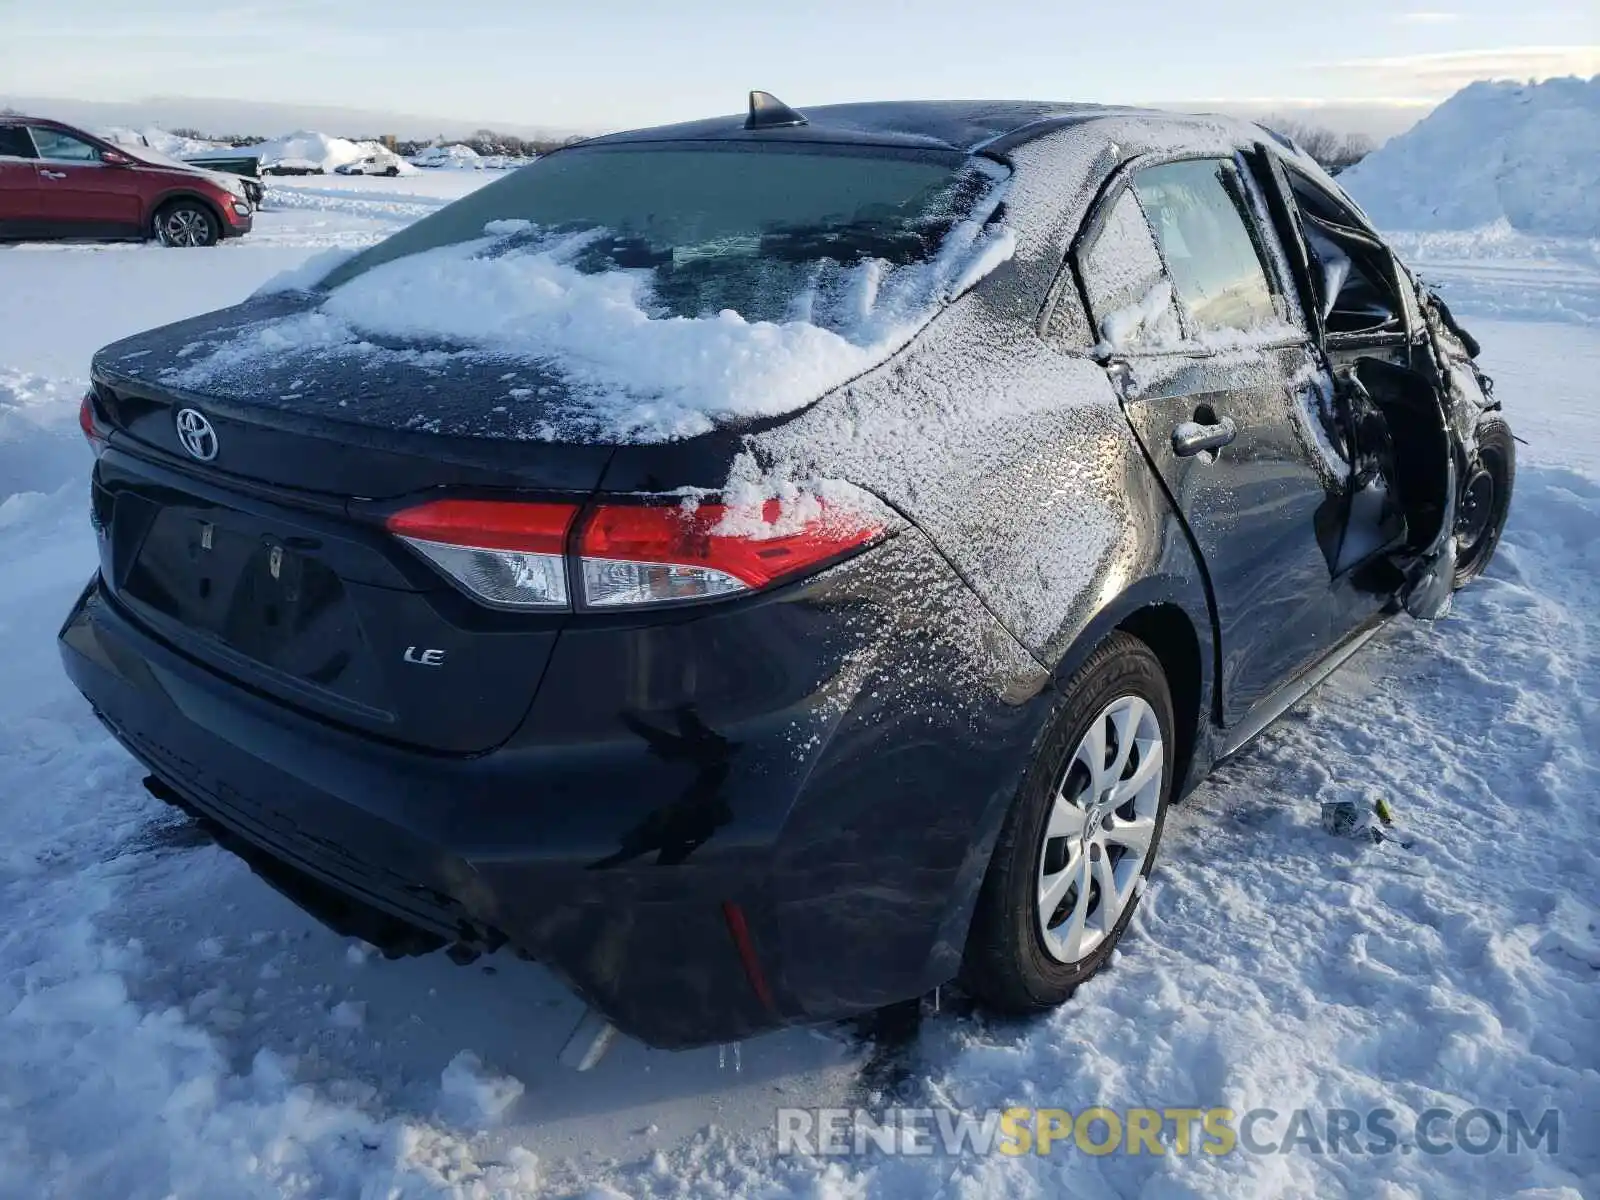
[61,94,1513,1051]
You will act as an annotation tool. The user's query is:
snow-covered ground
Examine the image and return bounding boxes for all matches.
[1,170,1597,1198]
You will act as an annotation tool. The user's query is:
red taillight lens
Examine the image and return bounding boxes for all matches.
[79,393,107,457]
[385,495,883,611]
[385,499,577,554]
[577,498,882,607]
[386,499,579,609]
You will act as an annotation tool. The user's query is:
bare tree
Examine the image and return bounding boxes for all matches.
[1261,115,1375,174]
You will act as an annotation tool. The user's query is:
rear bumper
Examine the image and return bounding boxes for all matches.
[61,532,1052,1048]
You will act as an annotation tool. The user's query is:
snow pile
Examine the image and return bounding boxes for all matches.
[252,247,363,297]
[478,155,534,171]
[171,180,1017,442]
[410,143,485,170]
[1098,279,1180,350]
[437,1051,525,1124]
[0,369,85,501]
[102,126,225,158]
[252,130,385,174]
[1342,76,1600,236]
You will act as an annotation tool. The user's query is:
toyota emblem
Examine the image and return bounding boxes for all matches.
[175,408,219,461]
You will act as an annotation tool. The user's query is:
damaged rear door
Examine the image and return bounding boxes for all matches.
[1078,157,1383,725]
[1244,145,1458,617]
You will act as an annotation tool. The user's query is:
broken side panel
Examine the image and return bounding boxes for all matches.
[1330,358,1458,618]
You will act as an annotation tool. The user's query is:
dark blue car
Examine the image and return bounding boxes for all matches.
[61,95,1513,1050]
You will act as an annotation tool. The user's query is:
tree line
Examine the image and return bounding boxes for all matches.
[1260,116,1376,175]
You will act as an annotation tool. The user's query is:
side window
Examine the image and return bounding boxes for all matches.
[28,128,103,163]
[1132,160,1278,335]
[1078,189,1181,350]
[0,127,37,159]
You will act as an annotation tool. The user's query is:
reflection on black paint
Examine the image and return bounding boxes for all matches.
[587,705,738,869]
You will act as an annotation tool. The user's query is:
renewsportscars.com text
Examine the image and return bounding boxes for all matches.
[777,1106,1560,1159]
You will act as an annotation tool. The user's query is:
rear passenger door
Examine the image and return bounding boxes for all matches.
[0,126,41,233]
[1079,157,1378,726]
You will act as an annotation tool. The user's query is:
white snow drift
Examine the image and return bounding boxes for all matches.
[1342,75,1600,237]
[252,129,389,174]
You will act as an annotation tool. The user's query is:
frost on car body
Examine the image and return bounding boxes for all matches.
[60,98,1512,1050]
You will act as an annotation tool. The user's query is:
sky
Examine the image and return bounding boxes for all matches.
[2,0,1596,134]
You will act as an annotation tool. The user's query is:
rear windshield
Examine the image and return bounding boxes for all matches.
[319,143,999,324]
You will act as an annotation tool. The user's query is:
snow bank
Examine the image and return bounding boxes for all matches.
[172,178,1017,442]
[437,1051,525,1124]
[0,369,85,502]
[1342,76,1600,237]
[102,127,225,158]
[410,143,485,170]
[253,130,385,174]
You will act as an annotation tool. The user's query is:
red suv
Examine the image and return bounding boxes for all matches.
[0,117,253,247]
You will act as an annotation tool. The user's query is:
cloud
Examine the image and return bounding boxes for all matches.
[1393,11,1460,23]
[1318,45,1600,98]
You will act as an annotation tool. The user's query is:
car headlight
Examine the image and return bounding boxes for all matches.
[232,200,251,216]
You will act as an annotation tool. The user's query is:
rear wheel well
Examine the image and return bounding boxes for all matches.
[1117,605,1202,799]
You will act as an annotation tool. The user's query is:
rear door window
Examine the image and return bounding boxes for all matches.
[0,127,37,159]
[1132,159,1278,335]
[1078,189,1181,351]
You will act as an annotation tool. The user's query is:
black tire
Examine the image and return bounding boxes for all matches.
[1453,414,1515,588]
[961,632,1175,1012]
[152,200,219,248]
[384,165,400,177]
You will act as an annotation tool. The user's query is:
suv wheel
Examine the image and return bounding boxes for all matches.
[962,632,1174,1011]
[1453,415,1515,588]
[154,201,219,247]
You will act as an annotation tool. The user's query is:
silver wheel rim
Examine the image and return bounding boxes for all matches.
[161,209,211,247]
[1037,694,1164,965]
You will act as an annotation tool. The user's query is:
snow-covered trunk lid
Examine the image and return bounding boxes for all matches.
[91,296,619,497]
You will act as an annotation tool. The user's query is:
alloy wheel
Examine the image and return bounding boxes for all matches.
[1036,694,1164,965]
[160,208,213,247]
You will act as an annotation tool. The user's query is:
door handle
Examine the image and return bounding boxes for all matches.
[39,170,67,180]
[1103,357,1135,399]
[1172,416,1238,458]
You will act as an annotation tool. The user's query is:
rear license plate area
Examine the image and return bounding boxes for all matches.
[122,503,360,682]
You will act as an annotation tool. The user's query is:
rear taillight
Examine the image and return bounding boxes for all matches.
[385,495,884,611]
[79,392,108,457]
[577,499,879,607]
[386,499,579,609]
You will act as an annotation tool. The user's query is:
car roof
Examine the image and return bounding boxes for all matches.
[580,99,1156,156]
